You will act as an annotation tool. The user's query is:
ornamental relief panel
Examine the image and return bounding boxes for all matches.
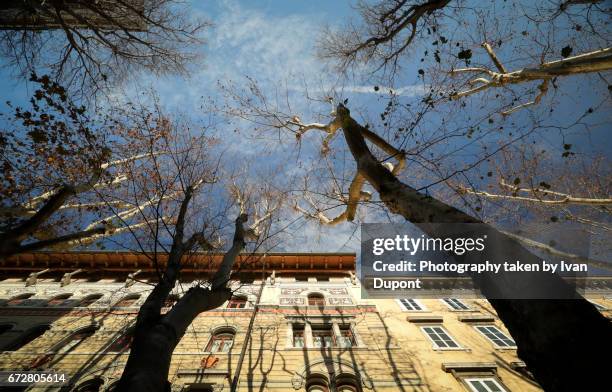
[281,288,306,295]
[328,297,353,305]
[280,297,305,305]
[321,288,348,295]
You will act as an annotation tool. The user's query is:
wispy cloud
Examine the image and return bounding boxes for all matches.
[291,84,429,97]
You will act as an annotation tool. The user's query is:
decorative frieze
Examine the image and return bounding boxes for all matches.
[280,297,304,305]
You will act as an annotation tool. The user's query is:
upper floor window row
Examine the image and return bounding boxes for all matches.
[0,293,183,309]
[399,298,424,311]
[291,324,356,349]
[442,298,470,310]
[398,298,471,311]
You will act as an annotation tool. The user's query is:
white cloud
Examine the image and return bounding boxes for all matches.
[201,1,325,87]
[292,84,429,97]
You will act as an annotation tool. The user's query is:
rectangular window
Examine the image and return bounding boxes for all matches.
[442,298,469,310]
[421,326,459,349]
[465,377,507,392]
[292,324,305,348]
[227,297,247,309]
[338,325,356,347]
[312,325,335,348]
[399,298,423,311]
[475,325,516,348]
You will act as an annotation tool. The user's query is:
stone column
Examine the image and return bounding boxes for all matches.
[304,322,313,348]
[332,322,342,347]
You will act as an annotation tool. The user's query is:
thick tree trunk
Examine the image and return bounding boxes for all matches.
[115,286,231,392]
[115,202,249,392]
[336,105,611,392]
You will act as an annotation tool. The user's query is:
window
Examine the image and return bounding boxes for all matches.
[292,324,305,348]
[399,298,424,311]
[47,293,72,306]
[79,294,103,307]
[56,328,95,355]
[308,293,325,307]
[30,326,96,369]
[5,293,34,306]
[112,294,140,308]
[421,326,460,349]
[227,296,247,309]
[475,325,516,348]
[3,324,50,351]
[464,377,507,392]
[312,325,335,348]
[442,298,470,310]
[106,329,134,353]
[338,326,356,348]
[205,330,234,353]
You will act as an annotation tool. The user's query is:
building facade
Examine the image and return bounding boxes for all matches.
[0,252,609,391]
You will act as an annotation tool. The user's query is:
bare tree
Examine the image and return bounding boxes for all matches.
[0,75,165,258]
[449,45,611,115]
[314,0,611,237]
[75,108,282,392]
[114,184,276,392]
[0,0,208,98]
[221,77,610,389]
[318,0,451,74]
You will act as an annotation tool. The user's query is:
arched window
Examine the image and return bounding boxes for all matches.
[308,293,325,307]
[55,327,96,354]
[112,294,140,308]
[72,377,104,392]
[227,296,247,309]
[47,293,72,306]
[306,375,329,392]
[80,294,103,307]
[106,328,134,353]
[205,329,234,353]
[5,293,34,306]
[30,326,97,369]
[3,324,50,351]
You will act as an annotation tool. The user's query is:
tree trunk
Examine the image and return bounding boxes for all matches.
[115,207,249,392]
[115,286,231,392]
[336,105,611,392]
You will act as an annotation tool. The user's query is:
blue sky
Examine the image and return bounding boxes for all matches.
[0,1,610,258]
